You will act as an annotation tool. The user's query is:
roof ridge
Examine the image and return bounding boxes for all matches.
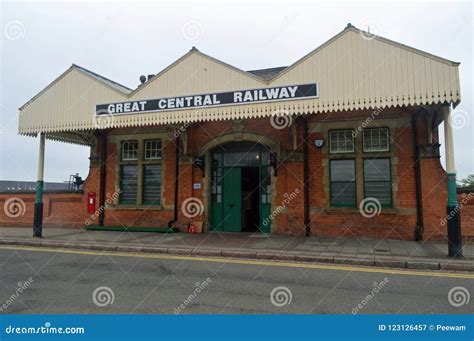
[72,64,133,92]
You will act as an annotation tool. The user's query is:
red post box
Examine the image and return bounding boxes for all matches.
[87,192,96,213]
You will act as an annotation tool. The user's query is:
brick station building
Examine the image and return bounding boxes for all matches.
[14,24,469,252]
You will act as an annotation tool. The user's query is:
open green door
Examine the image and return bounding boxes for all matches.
[222,168,241,232]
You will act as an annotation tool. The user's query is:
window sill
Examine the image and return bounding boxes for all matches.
[325,207,397,214]
[110,205,163,211]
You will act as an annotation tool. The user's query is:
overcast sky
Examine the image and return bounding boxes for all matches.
[0,0,472,183]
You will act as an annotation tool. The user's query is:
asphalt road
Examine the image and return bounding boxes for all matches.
[0,246,472,314]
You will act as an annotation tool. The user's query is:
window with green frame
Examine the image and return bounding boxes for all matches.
[330,159,356,207]
[119,139,162,205]
[363,158,392,207]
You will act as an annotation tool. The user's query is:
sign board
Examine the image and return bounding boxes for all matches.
[96,83,318,116]
[193,183,202,190]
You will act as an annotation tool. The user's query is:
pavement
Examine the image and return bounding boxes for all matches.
[0,227,473,272]
[0,247,473,314]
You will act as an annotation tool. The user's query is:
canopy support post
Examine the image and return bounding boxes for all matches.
[33,133,46,238]
[443,104,463,257]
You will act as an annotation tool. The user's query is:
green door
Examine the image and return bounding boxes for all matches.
[222,168,241,232]
[259,166,272,233]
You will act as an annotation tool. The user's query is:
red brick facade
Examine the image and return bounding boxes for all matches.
[2,107,473,241]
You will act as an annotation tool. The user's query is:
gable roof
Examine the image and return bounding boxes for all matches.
[72,64,133,94]
[270,23,459,83]
[18,24,461,141]
[128,47,268,97]
[19,64,131,110]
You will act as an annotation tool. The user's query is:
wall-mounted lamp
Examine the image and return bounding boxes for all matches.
[314,139,324,148]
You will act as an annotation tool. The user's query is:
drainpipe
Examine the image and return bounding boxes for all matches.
[300,116,311,237]
[98,131,107,226]
[167,136,180,228]
[411,112,424,241]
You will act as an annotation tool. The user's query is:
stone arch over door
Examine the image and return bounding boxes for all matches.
[199,132,279,233]
[199,132,280,155]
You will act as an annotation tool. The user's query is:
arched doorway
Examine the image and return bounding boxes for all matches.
[210,142,272,233]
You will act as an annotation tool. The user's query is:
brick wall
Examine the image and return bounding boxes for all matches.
[0,191,83,228]
[4,107,473,241]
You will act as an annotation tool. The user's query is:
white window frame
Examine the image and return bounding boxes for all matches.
[144,139,162,160]
[329,130,355,154]
[362,127,390,152]
[122,141,139,161]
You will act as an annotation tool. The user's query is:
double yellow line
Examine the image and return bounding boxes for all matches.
[1,245,473,279]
